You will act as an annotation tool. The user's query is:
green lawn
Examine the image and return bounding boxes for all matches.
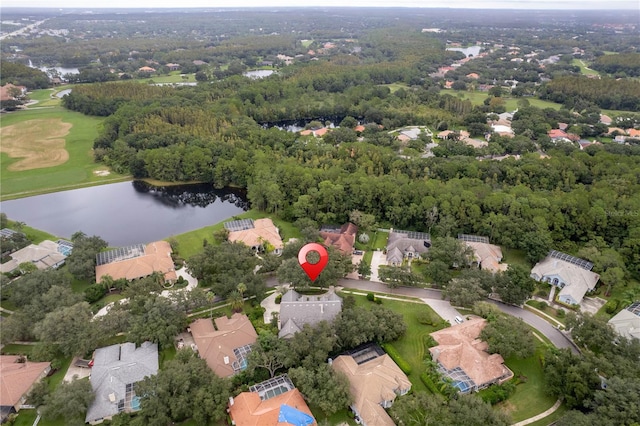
[449,90,562,111]
[381,83,409,93]
[1,106,130,200]
[4,219,60,244]
[0,344,35,355]
[26,87,66,108]
[527,404,569,426]
[572,58,600,76]
[343,292,444,393]
[309,404,356,425]
[359,230,389,268]
[140,71,196,84]
[497,347,557,423]
[167,210,302,259]
[502,247,530,269]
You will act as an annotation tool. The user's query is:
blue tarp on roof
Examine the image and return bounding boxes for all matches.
[278,404,314,426]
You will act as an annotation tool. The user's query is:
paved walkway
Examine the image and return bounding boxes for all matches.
[260,288,283,324]
[511,399,562,426]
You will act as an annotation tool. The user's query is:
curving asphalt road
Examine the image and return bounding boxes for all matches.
[266,276,579,354]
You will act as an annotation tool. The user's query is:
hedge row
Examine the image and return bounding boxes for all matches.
[420,372,440,394]
[381,343,412,374]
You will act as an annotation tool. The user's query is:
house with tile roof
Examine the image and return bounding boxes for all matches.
[458,235,508,273]
[332,350,411,426]
[85,342,158,424]
[0,240,67,274]
[189,313,258,377]
[0,356,51,422]
[429,318,513,393]
[278,289,342,338]
[530,251,599,306]
[95,241,176,283]
[386,229,430,266]
[226,218,284,255]
[608,301,640,341]
[229,375,316,426]
[319,223,357,255]
[137,66,156,73]
[627,128,640,138]
[548,129,570,141]
[0,83,27,102]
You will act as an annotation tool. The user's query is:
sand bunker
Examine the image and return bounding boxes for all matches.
[0,118,72,171]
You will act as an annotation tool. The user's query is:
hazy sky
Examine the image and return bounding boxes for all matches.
[3,0,639,9]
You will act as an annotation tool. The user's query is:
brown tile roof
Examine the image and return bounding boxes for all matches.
[0,84,27,102]
[354,125,365,132]
[463,241,508,273]
[189,313,258,378]
[228,218,283,251]
[627,128,640,138]
[0,356,51,409]
[548,129,569,139]
[319,223,357,254]
[229,388,316,426]
[429,318,513,390]
[332,354,410,426]
[138,66,156,72]
[95,241,176,283]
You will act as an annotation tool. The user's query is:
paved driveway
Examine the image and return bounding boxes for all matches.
[370,251,386,282]
[421,298,464,325]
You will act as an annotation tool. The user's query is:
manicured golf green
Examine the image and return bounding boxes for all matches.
[1,106,129,200]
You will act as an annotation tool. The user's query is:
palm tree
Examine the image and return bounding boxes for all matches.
[228,290,244,312]
[237,282,247,299]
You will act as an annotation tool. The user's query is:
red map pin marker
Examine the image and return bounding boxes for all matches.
[298,243,329,282]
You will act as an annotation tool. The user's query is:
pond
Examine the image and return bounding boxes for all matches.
[0,181,248,246]
[446,45,482,58]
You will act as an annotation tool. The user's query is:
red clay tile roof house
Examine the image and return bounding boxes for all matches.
[189,313,258,378]
[458,235,508,273]
[95,241,176,283]
[229,375,316,426]
[0,356,51,422]
[226,218,284,255]
[319,222,357,254]
[429,318,513,393]
[332,349,411,426]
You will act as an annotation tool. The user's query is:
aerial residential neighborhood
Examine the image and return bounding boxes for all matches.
[1,4,640,426]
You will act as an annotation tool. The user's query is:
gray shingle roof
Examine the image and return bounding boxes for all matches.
[86,342,158,423]
[278,290,342,338]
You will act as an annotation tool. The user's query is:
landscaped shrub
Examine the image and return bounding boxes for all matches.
[374,298,382,304]
[480,381,516,405]
[366,292,375,301]
[423,335,438,349]
[84,284,107,304]
[275,294,282,304]
[381,343,412,374]
[417,310,438,325]
[420,372,440,394]
[556,308,566,318]
[535,300,548,311]
[605,300,619,314]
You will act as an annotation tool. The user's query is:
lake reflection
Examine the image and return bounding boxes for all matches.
[0,181,248,246]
